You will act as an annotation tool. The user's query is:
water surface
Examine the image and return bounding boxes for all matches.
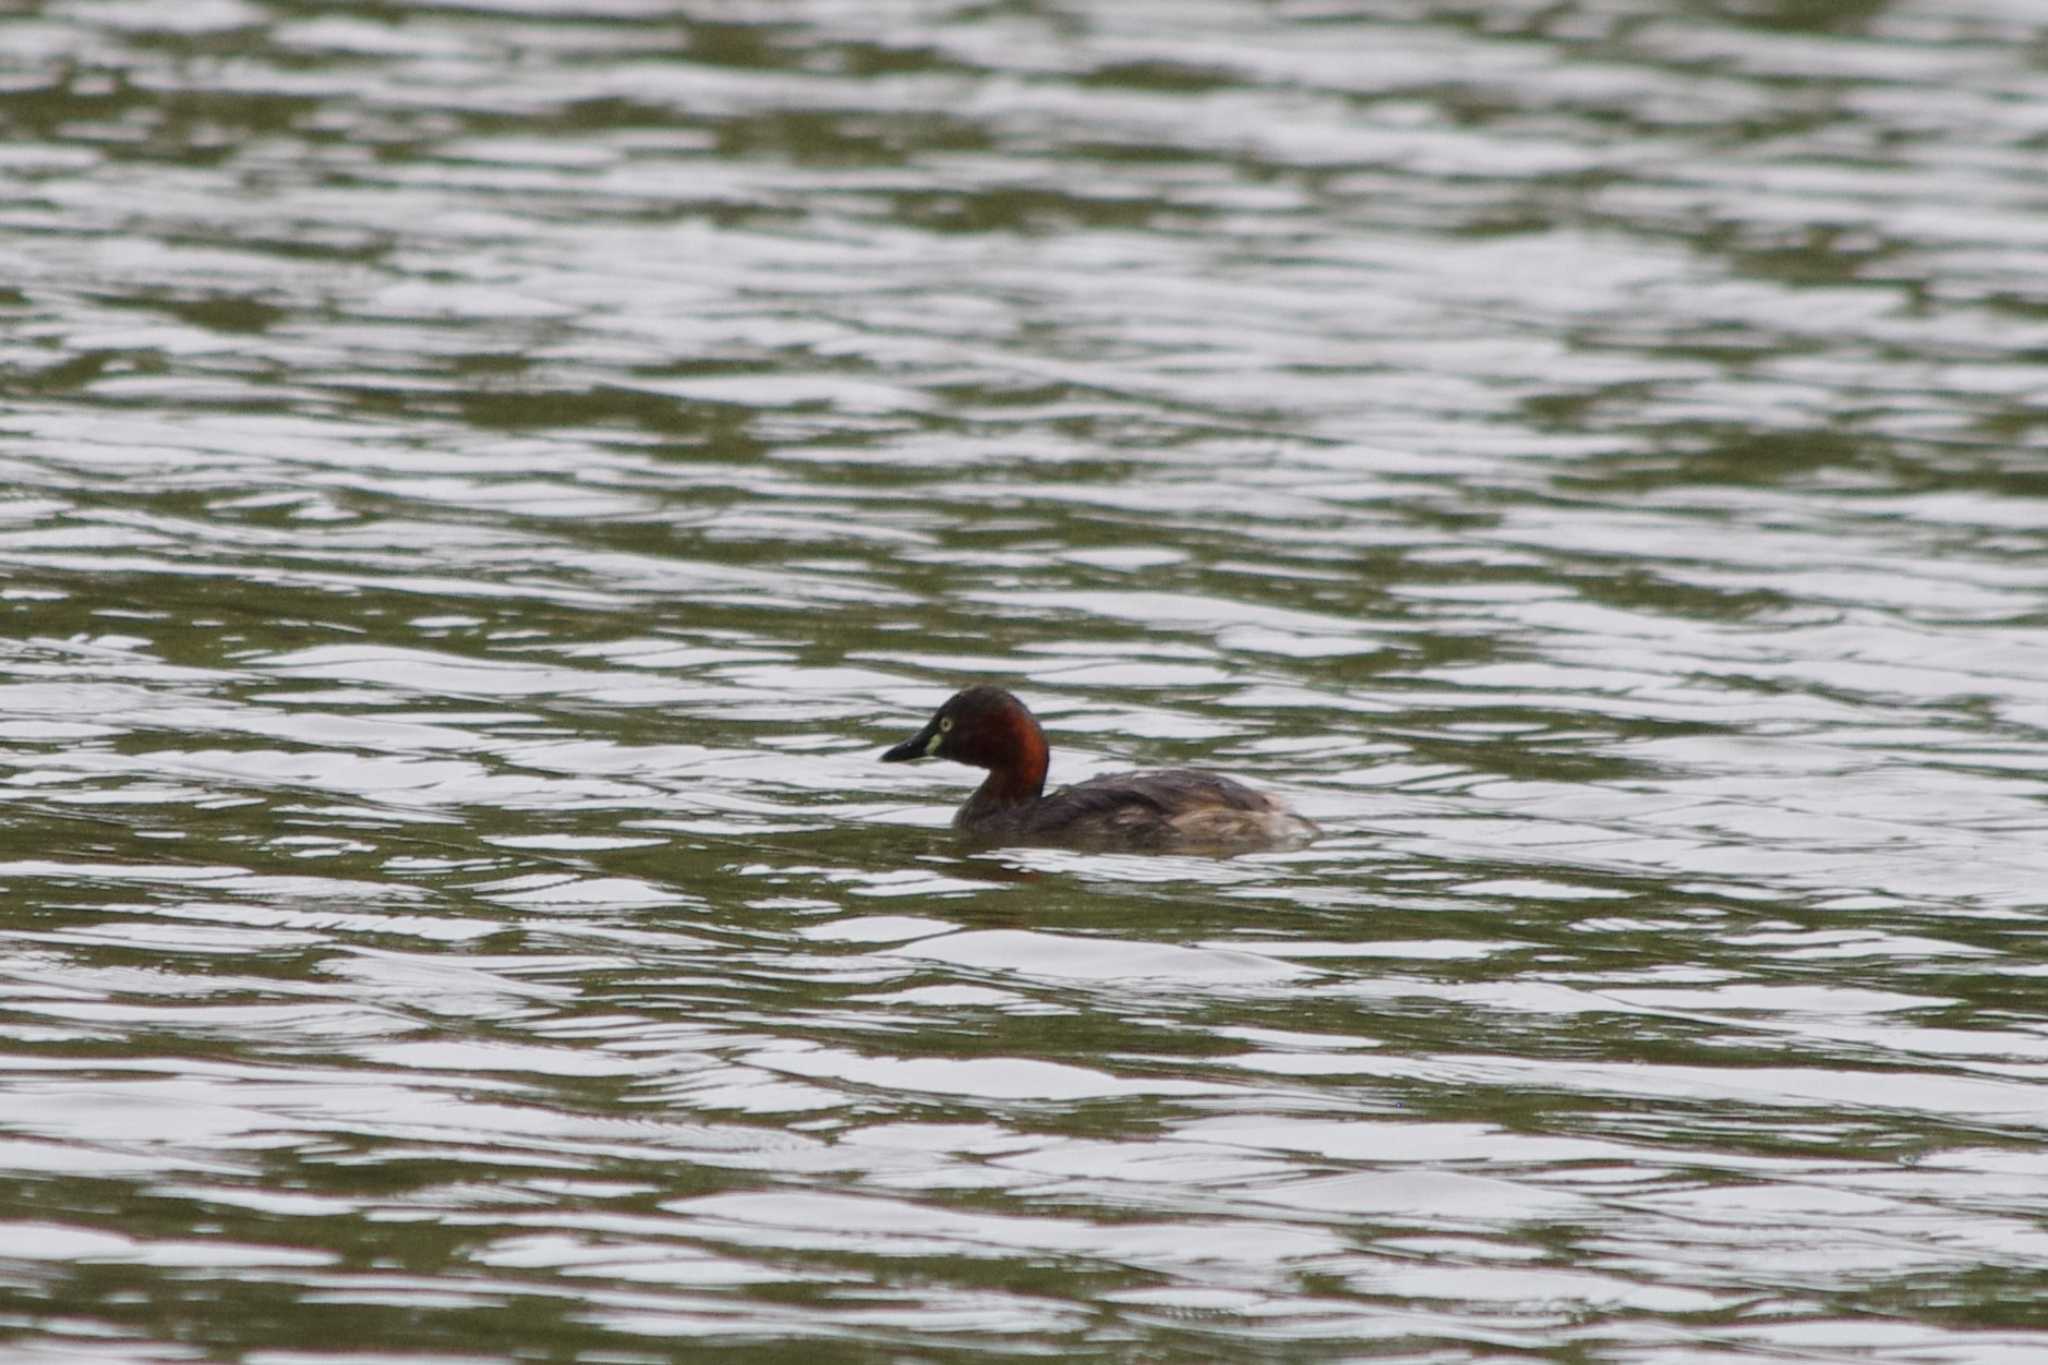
[5,0,2048,1359]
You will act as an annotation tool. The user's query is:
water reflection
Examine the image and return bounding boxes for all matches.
[5,0,2048,1357]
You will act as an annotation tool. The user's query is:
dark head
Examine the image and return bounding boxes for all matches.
[881,685,1050,799]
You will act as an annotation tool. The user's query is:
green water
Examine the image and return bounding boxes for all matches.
[4,1,2048,1360]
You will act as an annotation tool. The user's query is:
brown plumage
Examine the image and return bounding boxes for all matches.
[881,685,1318,852]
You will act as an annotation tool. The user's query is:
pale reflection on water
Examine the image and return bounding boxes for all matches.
[5,0,2048,1358]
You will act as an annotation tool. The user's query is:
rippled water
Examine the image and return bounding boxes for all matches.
[6,0,2048,1359]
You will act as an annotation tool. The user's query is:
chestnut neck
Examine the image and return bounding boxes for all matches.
[964,708,1049,813]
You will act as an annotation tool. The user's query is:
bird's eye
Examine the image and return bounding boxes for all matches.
[938,717,954,732]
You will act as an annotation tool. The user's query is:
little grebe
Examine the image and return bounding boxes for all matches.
[881,685,1318,852]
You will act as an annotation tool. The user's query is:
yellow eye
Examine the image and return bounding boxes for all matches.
[938,717,954,732]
